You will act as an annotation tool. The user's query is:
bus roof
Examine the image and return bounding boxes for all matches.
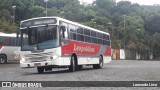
[21,17,110,35]
[0,32,17,37]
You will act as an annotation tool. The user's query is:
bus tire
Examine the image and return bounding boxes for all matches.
[0,54,7,64]
[93,56,103,69]
[37,67,44,73]
[69,56,76,72]
[45,67,52,71]
[76,65,83,70]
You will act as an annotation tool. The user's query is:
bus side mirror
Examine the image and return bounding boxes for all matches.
[60,26,66,39]
[60,26,66,32]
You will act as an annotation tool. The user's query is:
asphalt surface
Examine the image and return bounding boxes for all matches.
[0,60,160,90]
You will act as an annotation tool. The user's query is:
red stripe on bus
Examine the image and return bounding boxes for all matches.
[104,46,111,56]
[0,45,3,49]
[61,41,101,55]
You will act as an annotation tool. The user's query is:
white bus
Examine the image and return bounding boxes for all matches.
[20,17,112,73]
[0,32,21,63]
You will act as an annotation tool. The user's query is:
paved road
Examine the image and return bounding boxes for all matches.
[0,60,160,90]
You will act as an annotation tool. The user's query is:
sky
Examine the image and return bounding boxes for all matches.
[79,0,160,5]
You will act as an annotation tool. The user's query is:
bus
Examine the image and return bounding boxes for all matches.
[0,32,21,64]
[20,17,111,73]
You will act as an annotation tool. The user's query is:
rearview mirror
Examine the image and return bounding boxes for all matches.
[60,26,68,39]
[60,26,66,32]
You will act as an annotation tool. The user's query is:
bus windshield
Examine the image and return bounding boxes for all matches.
[21,25,59,51]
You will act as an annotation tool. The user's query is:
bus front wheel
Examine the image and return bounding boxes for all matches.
[93,56,103,69]
[69,56,76,72]
[0,54,7,64]
[37,67,44,73]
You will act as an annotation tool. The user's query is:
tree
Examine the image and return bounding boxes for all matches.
[119,15,144,45]
[152,33,160,59]
[30,5,45,18]
[94,0,116,14]
[145,13,160,33]
[0,19,18,33]
[0,9,17,33]
[0,9,12,21]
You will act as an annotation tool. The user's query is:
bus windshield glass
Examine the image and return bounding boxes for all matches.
[21,25,59,51]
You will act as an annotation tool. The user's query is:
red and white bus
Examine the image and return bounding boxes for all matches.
[0,32,21,63]
[20,17,111,73]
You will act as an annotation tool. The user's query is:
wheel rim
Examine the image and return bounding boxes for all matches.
[0,56,5,63]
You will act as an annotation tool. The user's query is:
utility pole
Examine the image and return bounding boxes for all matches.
[44,0,49,17]
[108,22,113,39]
[12,6,16,26]
[123,15,126,50]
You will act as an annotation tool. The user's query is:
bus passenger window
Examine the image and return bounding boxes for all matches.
[103,34,107,39]
[91,31,96,37]
[0,40,3,45]
[73,33,76,40]
[91,37,97,44]
[107,41,110,46]
[77,34,84,41]
[84,29,90,36]
[77,28,83,34]
[97,33,102,39]
[103,40,107,45]
[98,39,102,44]
[70,32,76,40]
[85,36,91,43]
[107,35,110,40]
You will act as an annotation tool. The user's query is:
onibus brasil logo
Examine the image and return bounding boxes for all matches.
[1,82,42,87]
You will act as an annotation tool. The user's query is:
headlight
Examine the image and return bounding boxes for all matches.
[21,57,26,62]
[52,54,60,60]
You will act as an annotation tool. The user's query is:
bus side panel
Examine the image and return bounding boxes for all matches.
[103,46,112,63]
[77,56,99,65]
[61,40,104,65]
[61,40,101,56]
[0,46,20,60]
[61,56,70,66]
[103,56,112,63]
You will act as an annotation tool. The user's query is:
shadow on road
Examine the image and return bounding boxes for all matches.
[22,67,106,75]
[0,61,19,64]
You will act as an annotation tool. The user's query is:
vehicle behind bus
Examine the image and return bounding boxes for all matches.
[20,17,111,73]
[0,32,21,64]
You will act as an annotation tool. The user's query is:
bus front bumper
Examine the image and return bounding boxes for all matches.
[20,57,70,68]
[20,60,54,68]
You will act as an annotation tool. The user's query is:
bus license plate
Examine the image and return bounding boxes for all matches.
[34,63,41,66]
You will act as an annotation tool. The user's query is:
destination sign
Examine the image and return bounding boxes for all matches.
[21,18,57,28]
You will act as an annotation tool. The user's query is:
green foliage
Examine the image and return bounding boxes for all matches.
[94,0,116,13]
[0,19,18,33]
[119,15,144,42]
[145,13,160,33]
[152,33,160,58]
[0,9,12,21]
[0,9,17,33]
[31,5,45,17]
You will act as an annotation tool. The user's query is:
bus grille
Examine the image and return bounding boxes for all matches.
[25,52,52,62]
